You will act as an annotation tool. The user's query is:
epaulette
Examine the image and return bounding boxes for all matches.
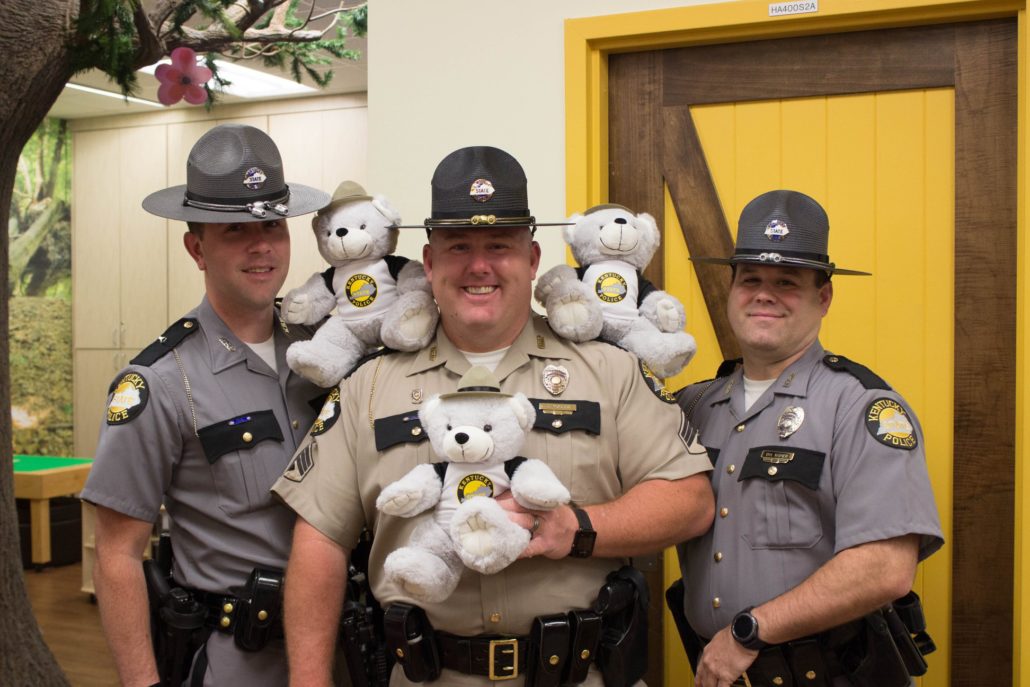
[130,318,199,366]
[676,359,740,419]
[343,346,397,380]
[822,353,891,390]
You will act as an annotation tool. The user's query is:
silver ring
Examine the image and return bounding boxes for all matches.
[531,516,541,534]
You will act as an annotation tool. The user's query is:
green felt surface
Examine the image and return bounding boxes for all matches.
[13,455,93,472]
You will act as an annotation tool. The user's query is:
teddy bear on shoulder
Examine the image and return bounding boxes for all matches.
[534,203,697,379]
[377,367,570,604]
[281,181,439,387]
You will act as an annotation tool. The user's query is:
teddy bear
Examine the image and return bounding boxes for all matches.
[534,203,697,379]
[281,181,438,387]
[376,366,570,604]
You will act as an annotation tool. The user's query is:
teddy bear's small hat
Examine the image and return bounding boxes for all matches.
[397,146,570,229]
[317,180,374,215]
[143,124,330,223]
[439,366,511,400]
[690,189,870,276]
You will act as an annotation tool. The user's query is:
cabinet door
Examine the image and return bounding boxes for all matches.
[73,349,126,458]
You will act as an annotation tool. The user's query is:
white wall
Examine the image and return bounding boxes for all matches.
[368,1,715,274]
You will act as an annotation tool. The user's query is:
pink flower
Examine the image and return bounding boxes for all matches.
[155,47,213,106]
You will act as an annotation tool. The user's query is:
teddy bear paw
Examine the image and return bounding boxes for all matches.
[545,288,604,342]
[384,547,460,604]
[654,298,686,332]
[381,291,439,351]
[286,341,359,388]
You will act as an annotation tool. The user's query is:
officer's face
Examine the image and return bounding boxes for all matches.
[184,219,290,318]
[728,264,832,377]
[423,227,541,352]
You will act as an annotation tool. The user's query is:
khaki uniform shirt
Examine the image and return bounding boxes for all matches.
[675,342,944,639]
[82,298,326,685]
[274,316,711,642]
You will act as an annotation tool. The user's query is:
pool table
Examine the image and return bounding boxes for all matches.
[13,455,92,568]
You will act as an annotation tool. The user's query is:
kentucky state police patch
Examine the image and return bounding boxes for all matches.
[310,387,341,436]
[107,372,149,424]
[864,397,917,450]
[639,361,676,403]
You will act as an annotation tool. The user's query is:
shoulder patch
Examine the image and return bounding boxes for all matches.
[822,354,890,390]
[130,318,200,366]
[310,387,341,436]
[639,360,676,403]
[282,442,317,482]
[865,398,918,450]
[107,372,149,424]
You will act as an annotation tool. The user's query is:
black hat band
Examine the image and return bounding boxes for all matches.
[425,214,535,228]
[460,385,502,393]
[734,247,829,264]
[184,186,291,219]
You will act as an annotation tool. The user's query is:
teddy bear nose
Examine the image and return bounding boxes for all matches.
[335,227,348,237]
[614,217,627,224]
[454,432,469,445]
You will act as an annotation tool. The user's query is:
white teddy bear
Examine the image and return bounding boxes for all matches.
[281,181,438,387]
[534,203,697,379]
[376,366,570,604]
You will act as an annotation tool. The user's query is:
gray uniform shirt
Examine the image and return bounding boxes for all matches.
[676,341,943,639]
[82,296,326,593]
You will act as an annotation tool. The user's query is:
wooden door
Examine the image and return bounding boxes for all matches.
[609,20,1015,687]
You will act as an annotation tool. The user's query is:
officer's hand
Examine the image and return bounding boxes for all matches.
[694,627,757,687]
[495,495,577,560]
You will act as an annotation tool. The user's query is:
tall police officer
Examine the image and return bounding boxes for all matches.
[272,145,715,686]
[673,190,943,687]
[81,124,330,687]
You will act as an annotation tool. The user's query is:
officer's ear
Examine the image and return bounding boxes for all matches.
[183,230,206,271]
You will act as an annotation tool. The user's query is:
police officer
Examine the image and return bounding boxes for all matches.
[272,145,715,686]
[673,190,944,687]
[81,124,330,687]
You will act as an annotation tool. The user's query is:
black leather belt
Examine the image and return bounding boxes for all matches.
[437,632,529,681]
[189,590,284,638]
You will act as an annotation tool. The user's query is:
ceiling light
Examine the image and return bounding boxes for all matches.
[64,83,163,107]
[139,57,317,99]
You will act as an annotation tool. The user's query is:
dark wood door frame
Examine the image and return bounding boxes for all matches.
[609,20,1016,686]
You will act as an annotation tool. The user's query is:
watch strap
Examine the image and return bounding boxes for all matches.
[568,506,596,558]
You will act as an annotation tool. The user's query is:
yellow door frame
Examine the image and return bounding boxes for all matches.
[564,0,1030,684]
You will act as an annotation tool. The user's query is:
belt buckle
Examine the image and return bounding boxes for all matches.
[488,638,519,681]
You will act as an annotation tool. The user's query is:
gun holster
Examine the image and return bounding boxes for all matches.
[593,566,648,687]
[383,602,441,683]
[233,568,283,652]
[147,566,207,687]
[842,610,911,687]
[664,578,703,673]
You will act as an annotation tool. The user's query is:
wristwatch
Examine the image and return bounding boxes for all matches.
[568,506,596,558]
[731,607,769,650]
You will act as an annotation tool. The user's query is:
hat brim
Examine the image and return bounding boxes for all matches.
[690,255,871,276]
[142,183,331,224]
[438,389,512,400]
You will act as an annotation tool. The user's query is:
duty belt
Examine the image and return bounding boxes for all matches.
[188,588,285,640]
[437,633,529,680]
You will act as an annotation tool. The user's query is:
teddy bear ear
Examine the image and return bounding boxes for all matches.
[372,195,402,226]
[636,211,658,232]
[418,396,442,426]
[509,394,536,432]
[563,214,584,244]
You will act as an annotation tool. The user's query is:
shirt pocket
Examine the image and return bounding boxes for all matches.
[738,445,825,549]
[373,411,432,490]
[526,399,601,504]
[198,410,286,516]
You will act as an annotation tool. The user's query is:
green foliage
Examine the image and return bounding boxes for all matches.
[70,0,143,94]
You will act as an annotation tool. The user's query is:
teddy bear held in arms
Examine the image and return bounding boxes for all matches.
[377,366,571,604]
[281,181,439,387]
[535,203,697,379]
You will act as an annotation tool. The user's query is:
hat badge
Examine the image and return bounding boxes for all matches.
[470,178,495,202]
[764,219,790,242]
[243,167,267,190]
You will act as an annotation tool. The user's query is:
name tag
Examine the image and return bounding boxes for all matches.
[761,450,795,464]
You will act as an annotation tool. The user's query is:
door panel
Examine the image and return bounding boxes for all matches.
[609,19,1014,687]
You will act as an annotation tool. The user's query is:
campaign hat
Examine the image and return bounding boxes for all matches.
[691,189,869,275]
[142,124,329,223]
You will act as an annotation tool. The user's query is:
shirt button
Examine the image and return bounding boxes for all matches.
[720,507,729,518]
[489,612,502,624]
[292,420,300,429]
[242,432,253,443]
[714,552,723,562]
[767,466,778,476]
[727,464,736,474]
[712,597,721,609]
[735,423,746,432]
[411,426,423,436]
[551,419,563,429]
[805,671,817,680]
[773,678,785,686]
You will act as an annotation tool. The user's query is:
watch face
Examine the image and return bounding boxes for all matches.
[571,530,597,558]
[732,612,756,641]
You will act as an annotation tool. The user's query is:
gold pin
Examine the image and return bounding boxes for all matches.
[218,336,237,352]
[542,364,569,396]
[411,388,424,404]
